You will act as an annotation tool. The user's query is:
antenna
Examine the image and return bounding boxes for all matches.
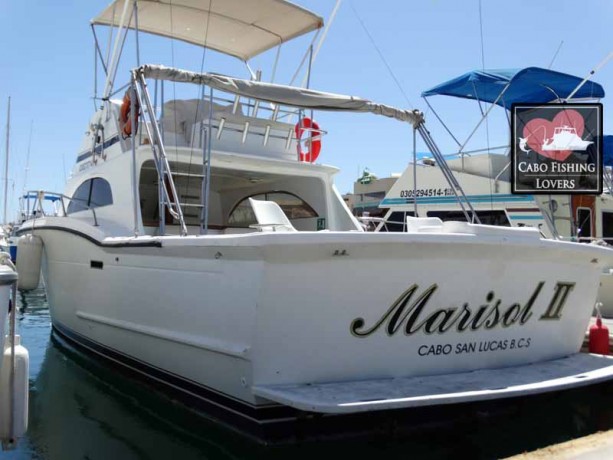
[548,40,564,69]
[3,97,10,225]
[565,50,613,101]
[22,120,33,196]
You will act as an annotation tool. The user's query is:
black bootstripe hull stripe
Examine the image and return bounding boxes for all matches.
[52,321,300,426]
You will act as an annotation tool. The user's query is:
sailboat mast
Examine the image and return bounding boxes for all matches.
[3,97,10,224]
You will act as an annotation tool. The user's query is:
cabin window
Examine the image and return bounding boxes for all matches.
[67,178,113,214]
[228,191,318,228]
[89,178,113,208]
[576,207,592,241]
[602,212,613,244]
[67,181,91,214]
[427,210,510,226]
[364,191,386,199]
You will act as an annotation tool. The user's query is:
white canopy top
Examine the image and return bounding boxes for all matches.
[138,65,424,126]
[93,0,323,61]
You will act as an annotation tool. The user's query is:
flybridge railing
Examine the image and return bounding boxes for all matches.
[128,69,329,237]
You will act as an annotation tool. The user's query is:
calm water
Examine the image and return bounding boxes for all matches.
[3,288,613,460]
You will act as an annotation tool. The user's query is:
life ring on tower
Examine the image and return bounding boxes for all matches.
[120,90,140,137]
[295,117,322,163]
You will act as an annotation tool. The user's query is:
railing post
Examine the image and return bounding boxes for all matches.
[202,87,214,235]
[130,79,139,236]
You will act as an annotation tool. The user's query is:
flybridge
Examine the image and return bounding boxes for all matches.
[87,0,482,235]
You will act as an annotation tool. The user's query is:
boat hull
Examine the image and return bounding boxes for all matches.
[22,220,613,437]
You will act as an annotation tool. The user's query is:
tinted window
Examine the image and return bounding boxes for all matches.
[67,181,91,214]
[265,192,317,219]
[89,178,113,208]
[577,208,592,240]
[228,199,256,227]
[67,178,113,214]
[603,212,613,244]
[228,192,317,228]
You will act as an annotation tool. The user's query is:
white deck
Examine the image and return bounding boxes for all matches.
[253,353,613,414]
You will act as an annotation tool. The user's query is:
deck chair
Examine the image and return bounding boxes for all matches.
[248,198,297,232]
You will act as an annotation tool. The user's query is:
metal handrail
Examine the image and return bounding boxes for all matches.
[23,190,99,226]
[133,71,188,235]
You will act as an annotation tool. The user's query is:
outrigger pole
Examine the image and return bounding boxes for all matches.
[102,0,132,100]
[414,120,481,224]
[3,97,10,225]
[565,50,613,102]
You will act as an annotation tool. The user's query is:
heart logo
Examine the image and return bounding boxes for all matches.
[522,109,586,161]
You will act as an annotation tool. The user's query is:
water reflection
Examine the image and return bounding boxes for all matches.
[5,289,613,459]
[28,336,252,459]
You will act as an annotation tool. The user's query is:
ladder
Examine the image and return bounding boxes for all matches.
[133,71,188,235]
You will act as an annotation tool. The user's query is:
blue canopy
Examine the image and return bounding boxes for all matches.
[22,193,61,202]
[604,135,613,167]
[422,67,604,108]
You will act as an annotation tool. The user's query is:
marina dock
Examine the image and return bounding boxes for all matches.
[506,430,613,459]
[513,316,613,459]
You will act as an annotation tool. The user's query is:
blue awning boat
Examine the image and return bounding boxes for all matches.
[422,67,605,108]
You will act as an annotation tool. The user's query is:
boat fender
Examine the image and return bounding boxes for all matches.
[119,90,139,137]
[589,315,609,355]
[295,117,322,163]
[16,235,43,291]
[0,335,29,446]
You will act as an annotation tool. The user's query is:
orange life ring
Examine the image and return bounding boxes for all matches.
[295,117,321,163]
[120,90,139,137]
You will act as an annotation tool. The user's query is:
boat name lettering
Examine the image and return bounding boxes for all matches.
[350,281,573,338]
[399,188,454,198]
[417,337,532,357]
[78,161,93,172]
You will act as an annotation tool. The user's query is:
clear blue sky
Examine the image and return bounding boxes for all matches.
[1,1,612,221]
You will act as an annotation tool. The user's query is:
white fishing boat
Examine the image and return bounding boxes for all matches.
[372,67,613,317]
[542,126,593,152]
[16,2,613,441]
